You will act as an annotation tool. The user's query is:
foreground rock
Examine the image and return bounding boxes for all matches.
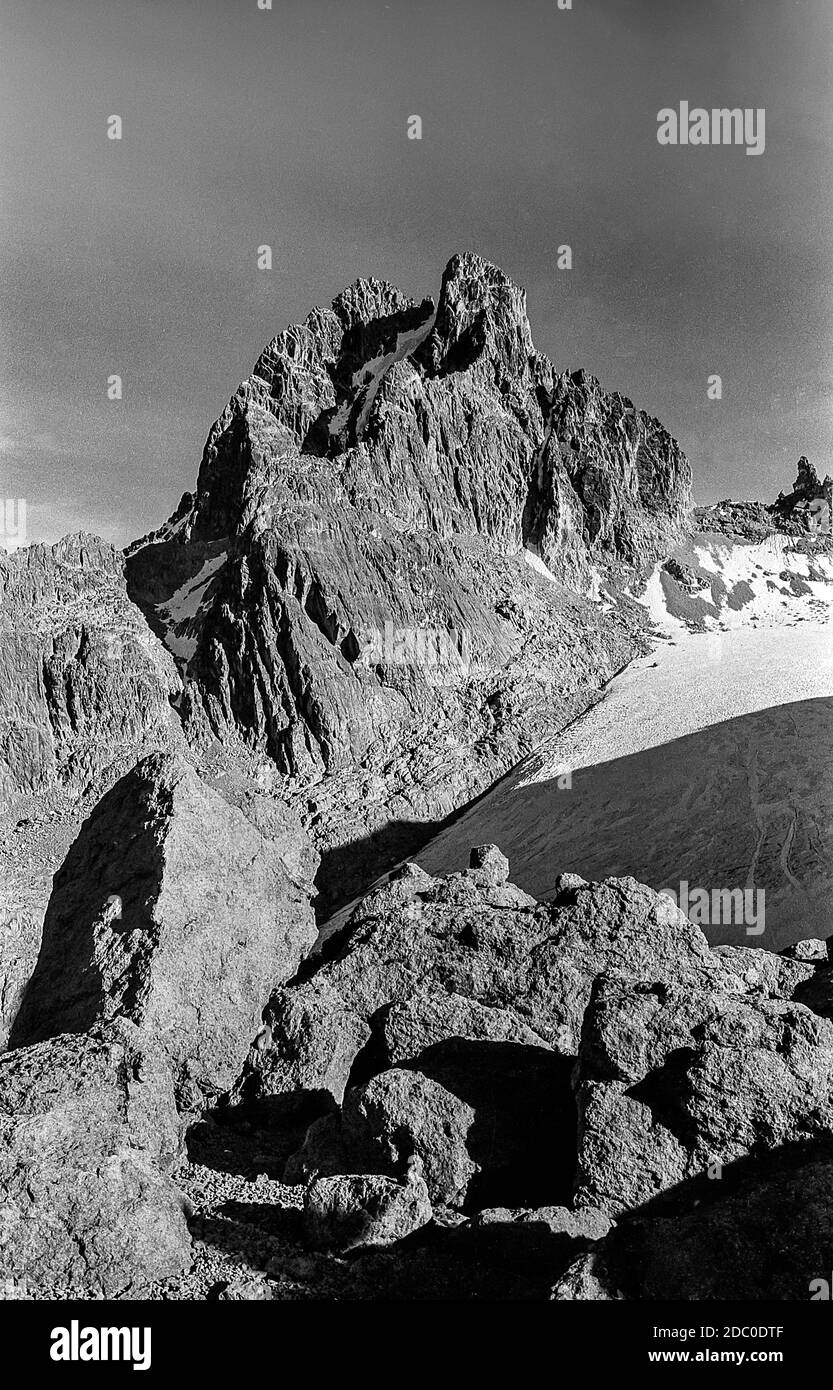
[554,1152,833,1300]
[252,848,831,1218]
[230,976,371,1118]
[0,1019,191,1296]
[303,1157,432,1252]
[573,975,833,1217]
[11,753,318,1104]
[288,1067,479,1205]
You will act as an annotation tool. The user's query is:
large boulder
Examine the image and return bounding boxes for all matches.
[0,1018,191,1296]
[573,975,833,1216]
[275,855,730,1063]
[288,1068,478,1207]
[380,985,546,1067]
[261,850,825,1214]
[231,976,371,1118]
[553,1153,833,1300]
[10,753,318,1103]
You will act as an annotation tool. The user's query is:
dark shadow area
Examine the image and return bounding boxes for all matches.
[186,1101,324,1181]
[312,815,439,929]
[410,1038,577,1211]
[8,764,162,1049]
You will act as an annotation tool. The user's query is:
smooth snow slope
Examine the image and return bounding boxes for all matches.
[412,534,833,952]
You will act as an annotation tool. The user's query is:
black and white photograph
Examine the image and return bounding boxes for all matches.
[1,0,831,1362]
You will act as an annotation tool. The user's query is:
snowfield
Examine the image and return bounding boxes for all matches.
[410,533,833,952]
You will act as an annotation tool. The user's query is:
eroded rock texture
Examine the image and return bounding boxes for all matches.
[0,535,183,1050]
[216,843,833,1299]
[0,534,179,803]
[0,1018,191,1296]
[231,848,819,1220]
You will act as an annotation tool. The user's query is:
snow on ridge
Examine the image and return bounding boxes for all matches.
[156,551,227,663]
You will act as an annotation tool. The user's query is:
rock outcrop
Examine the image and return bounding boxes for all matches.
[770,456,833,533]
[0,535,184,1050]
[10,753,318,1104]
[553,1152,833,1300]
[226,847,828,1224]
[573,976,833,1217]
[212,845,833,1300]
[0,1018,191,1296]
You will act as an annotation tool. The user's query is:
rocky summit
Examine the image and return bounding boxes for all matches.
[0,254,830,1301]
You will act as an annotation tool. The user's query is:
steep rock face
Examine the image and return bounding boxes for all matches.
[525,369,690,587]
[0,534,179,804]
[126,253,691,915]
[0,1018,191,1296]
[10,753,318,1103]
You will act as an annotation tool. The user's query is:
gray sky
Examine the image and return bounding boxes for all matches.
[2,0,831,547]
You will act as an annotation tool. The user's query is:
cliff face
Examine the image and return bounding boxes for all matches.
[126,253,692,912]
[0,534,179,805]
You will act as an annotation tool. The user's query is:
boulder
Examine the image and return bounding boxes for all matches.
[0,1018,191,1296]
[573,975,833,1215]
[554,1154,833,1300]
[231,976,371,1116]
[380,985,546,1068]
[10,753,318,1103]
[303,1158,432,1252]
[284,859,729,1060]
[259,854,825,1214]
[288,1068,478,1207]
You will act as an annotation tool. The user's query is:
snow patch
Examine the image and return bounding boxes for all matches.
[156,552,227,663]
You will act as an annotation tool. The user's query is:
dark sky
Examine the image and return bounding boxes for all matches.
[2,0,831,546]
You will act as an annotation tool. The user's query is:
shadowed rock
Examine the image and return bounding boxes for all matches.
[10,753,318,1104]
[303,1156,432,1252]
